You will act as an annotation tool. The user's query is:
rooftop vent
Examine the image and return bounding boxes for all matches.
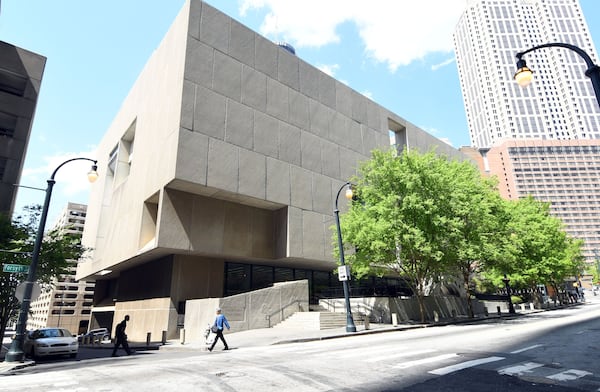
[276,42,296,55]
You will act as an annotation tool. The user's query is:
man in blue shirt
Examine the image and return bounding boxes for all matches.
[209,307,230,351]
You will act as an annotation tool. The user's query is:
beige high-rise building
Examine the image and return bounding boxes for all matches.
[455,0,600,262]
[28,203,94,335]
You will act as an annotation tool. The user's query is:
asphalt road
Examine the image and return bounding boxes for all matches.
[2,303,600,391]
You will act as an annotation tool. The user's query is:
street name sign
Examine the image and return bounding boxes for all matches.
[3,264,29,273]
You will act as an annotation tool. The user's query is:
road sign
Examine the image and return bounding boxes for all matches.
[15,281,42,302]
[2,263,29,273]
[338,265,350,281]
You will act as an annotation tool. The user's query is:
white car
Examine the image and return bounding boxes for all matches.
[24,327,78,359]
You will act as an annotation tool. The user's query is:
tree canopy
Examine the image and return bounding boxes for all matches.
[0,206,86,344]
[335,148,584,321]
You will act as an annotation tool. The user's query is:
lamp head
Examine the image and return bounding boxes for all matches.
[345,185,353,200]
[514,58,533,87]
[87,163,99,183]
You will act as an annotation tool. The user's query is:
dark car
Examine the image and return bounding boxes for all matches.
[79,327,111,343]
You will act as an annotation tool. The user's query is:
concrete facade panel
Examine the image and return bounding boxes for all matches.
[288,89,310,130]
[254,34,278,79]
[277,48,299,91]
[241,65,266,111]
[287,206,303,258]
[207,138,238,192]
[302,210,325,259]
[253,111,279,158]
[229,20,255,67]
[199,2,230,53]
[184,37,213,89]
[335,81,353,118]
[190,196,226,253]
[299,61,320,100]
[238,148,266,200]
[222,202,254,256]
[278,122,301,166]
[300,131,322,174]
[318,72,336,109]
[213,51,242,101]
[225,100,254,149]
[290,166,313,210]
[266,78,289,122]
[312,174,332,215]
[328,111,349,149]
[352,91,368,125]
[181,80,195,130]
[321,139,341,179]
[158,189,192,250]
[176,128,208,185]
[193,85,226,139]
[309,100,330,139]
[266,158,290,205]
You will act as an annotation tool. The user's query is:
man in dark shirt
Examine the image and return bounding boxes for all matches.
[112,315,132,356]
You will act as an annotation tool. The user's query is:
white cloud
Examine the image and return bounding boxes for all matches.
[21,148,98,198]
[431,57,456,71]
[317,63,340,77]
[239,0,466,72]
[361,90,373,99]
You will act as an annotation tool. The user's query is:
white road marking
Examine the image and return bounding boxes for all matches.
[365,349,436,362]
[547,369,592,381]
[498,362,544,376]
[429,356,505,375]
[510,344,543,354]
[393,353,459,369]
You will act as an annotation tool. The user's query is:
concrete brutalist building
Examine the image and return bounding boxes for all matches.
[76,0,464,340]
[0,41,46,218]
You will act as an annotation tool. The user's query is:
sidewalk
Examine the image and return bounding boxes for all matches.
[1,299,592,374]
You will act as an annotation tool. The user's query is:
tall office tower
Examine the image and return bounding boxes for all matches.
[455,0,599,149]
[28,203,95,335]
[455,0,600,263]
[0,41,46,218]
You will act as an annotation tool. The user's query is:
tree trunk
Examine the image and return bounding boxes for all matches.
[462,270,474,318]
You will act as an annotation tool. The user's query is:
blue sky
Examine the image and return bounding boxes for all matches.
[1,0,599,225]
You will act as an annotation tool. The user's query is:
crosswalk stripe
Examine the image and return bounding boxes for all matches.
[429,356,505,375]
[498,362,544,376]
[365,349,437,363]
[547,369,592,381]
[336,345,412,359]
[510,344,543,354]
[393,353,458,369]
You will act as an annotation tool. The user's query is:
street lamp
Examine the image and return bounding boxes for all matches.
[5,157,98,362]
[514,42,600,108]
[502,274,516,314]
[334,181,357,333]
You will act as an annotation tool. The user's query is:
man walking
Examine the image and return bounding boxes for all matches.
[112,315,132,356]
[209,308,230,351]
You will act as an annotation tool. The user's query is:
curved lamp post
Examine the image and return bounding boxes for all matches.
[334,181,357,333]
[5,158,98,362]
[514,42,600,108]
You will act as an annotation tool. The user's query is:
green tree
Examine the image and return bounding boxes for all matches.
[0,206,86,345]
[339,148,479,322]
[440,160,508,318]
[483,196,584,304]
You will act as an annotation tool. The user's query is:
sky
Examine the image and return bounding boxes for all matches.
[1,0,599,226]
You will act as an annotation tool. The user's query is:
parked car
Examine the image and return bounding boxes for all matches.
[24,327,78,359]
[79,327,110,343]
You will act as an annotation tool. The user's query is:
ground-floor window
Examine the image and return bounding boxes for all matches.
[224,262,412,304]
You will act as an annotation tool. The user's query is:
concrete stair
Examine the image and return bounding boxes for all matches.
[274,311,362,330]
